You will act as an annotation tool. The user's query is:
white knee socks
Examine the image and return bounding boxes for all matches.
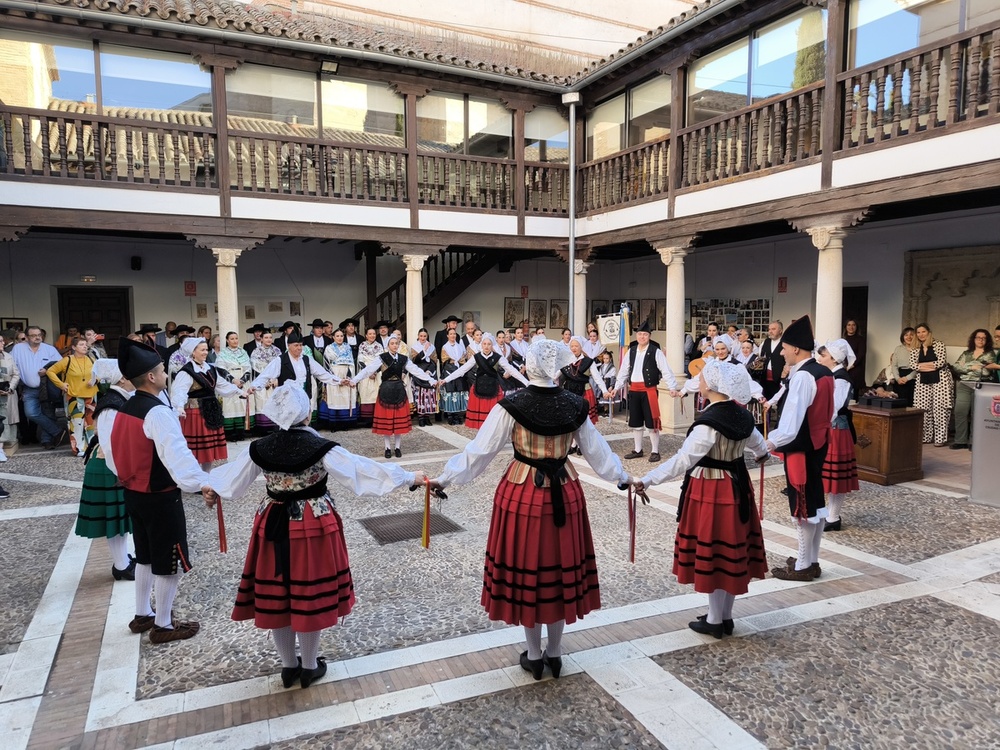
[545,620,565,658]
[650,430,660,454]
[809,521,824,565]
[795,519,824,569]
[633,428,644,452]
[721,592,736,620]
[297,630,322,670]
[134,563,154,617]
[707,589,730,624]
[524,624,543,660]
[107,534,131,571]
[153,573,182,628]
[272,626,298,668]
[394,435,402,449]
[384,437,392,451]
[827,493,844,523]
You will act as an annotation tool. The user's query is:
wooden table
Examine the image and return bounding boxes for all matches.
[848,405,925,485]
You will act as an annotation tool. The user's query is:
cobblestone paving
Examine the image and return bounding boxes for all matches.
[0,514,76,653]
[1,451,86,483]
[0,475,81,509]
[654,596,1000,749]
[265,673,662,750]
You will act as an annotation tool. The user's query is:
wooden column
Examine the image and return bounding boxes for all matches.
[390,83,430,230]
[821,0,847,188]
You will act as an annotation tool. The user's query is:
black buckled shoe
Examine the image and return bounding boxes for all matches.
[300,656,327,689]
[520,651,544,680]
[649,452,661,462]
[384,448,392,459]
[824,519,842,532]
[697,614,734,635]
[623,450,644,460]
[112,554,137,581]
[394,448,402,458]
[281,657,302,689]
[688,618,725,639]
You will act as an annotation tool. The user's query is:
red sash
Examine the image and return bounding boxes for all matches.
[640,385,661,431]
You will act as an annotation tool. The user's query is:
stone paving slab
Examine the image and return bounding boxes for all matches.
[0,476,81,511]
[1,452,85,483]
[0,515,76,654]
[265,672,662,750]
[654,595,1000,749]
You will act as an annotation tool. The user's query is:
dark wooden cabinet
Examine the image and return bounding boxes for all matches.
[848,405,924,485]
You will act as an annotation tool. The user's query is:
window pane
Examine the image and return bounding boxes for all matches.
[628,75,671,147]
[752,8,826,103]
[968,0,1000,28]
[226,64,317,128]
[848,0,960,69]
[321,78,404,146]
[687,38,749,125]
[416,93,464,153]
[0,30,95,109]
[586,94,625,160]
[525,106,569,163]
[468,97,511,158]
[100,45,211,116]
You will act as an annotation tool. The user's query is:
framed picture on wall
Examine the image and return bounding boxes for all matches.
[589,299,609,321]
[639,298,656,328]
[529,299,547,328]
[655,299,667,331]
[289,300,301,317]
[1,317,28,332]
[244,305,256,320]
[267,301,284,314]
[549,299,569,330]
[503,297,525,328]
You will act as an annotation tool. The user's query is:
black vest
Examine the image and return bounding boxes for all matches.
[473,352,502,398]
[278,352,312,397]
[777,359,833,455]
[626,341,662,387]
[759,338,785,377]
[561,356,594,396]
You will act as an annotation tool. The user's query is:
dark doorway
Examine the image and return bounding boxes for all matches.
[57,287,131,356]
[842,286,869,336]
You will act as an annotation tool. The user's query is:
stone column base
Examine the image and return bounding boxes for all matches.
[658,379,693,434]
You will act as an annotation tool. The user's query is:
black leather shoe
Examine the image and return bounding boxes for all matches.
[649,452,661,462]
[300,657,327,688]
[543,651,562,679]
[281,657,302,688]
[688,618,725,639]
[384,449,392,459]
[697,614,734,635]
[623,450,644,459]
[112,555,137,581]
[394,448,402,458]
[520,651,544,680]
[824,519,842,532]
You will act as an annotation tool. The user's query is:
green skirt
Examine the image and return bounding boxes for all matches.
[76,456,131,539]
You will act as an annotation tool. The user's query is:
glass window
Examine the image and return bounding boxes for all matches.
[0,30,96,110]
[320,77,404,146]
[687,38,749,125]
[468,97,512,158]
[586,93,625,160]
[628,75,672,147]
[100,45,211,116]
[226,63,317,128]
[848,0,960,69]
[416,92,465,153]
[752,8,826,103]
[524,106,569,163]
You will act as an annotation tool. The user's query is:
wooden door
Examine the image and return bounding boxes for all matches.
[842,285,868,335]
[57,287,131,356]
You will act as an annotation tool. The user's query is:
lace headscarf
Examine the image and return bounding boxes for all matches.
[701,358,753,404]
[89,358,123,386]
[526,340,575,387]
[262,382,311,430]
[822,338,857,370]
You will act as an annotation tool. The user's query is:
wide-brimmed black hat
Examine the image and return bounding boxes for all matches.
[279,321,296,331]
[136,323,162,335]
[636,319,654,334]
[285,331,303,344]
[174,325,196,336]
[339,318,360,329]
[118,337,163,379]
[780,315,815,352]
[246,323,266,334]
[309,318,326,329]
[441,315,462,324]
[374,320,391,329]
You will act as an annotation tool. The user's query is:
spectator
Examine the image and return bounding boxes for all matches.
[0,341,21,459]
[55,324,80,355]
[888,327,918,406]
[843,319,867,396]
[11,326,63,449]
[989,325,1000,382]
[197,325,212,341]
[911,323,952,447]
[155,321,177,349]
[47,336,97,456]
[757,320,785,402]
[206,334,221,364]
[84,328,107,361]
[697,322,719,355]
[951,329,996,450]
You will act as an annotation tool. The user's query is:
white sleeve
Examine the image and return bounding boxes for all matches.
[498,356,530,386]
[833,377,852,413]
[323,445,416,495]
[435,406,513,487]
[249,358,280,389]
[655,349,679,390]
[144,407,210,492]
[745,427,769,460]
[170,370,193,412]
[208,447,262,500]
[404,359,437,385]
[768,371,817,449]
[97,410,119,476]
[575,419,628,484]
[308,359,337,385]
[613,351,632,391]
[749,378,764,400]
[350,358,382,385]
[440,357,475,383]
[213,369,242,398]
[681,377,700,395]
[638,424,716,486]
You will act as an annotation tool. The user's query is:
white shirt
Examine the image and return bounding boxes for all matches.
[441,353,529,387]
[96,385,132,477]
[208,428,416,500]
[831,365,852,416]
[350,353,437,386]
[613,345,679,391]
[10,341,61,388]
[433,404,628,488]
[249,352,337,390]
[169,362,242,413]
[767,358,833,449]
[131,397,211,492]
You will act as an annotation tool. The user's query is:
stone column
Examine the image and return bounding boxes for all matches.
[212,247,245,340]
[806,226,847,344]
[573,259,590,334]
[653,242,694,434]
[401,252,433,343]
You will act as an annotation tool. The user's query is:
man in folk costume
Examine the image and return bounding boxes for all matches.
[433,315,462,359]
[110,338,218,643]
[611,319,680,463]
[137,324,169,362]
[274,321,298,353]
[244,323,266,357]
[757,320,786,402]
[305,319,333,365]
[339,317,361,365]
[247,331,338,427]
[765,315,835,582]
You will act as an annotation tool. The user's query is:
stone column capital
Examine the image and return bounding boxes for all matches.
[805,226,847,251]
[212,248,244,267]
[573,259,592,275]
[655,246,689,267]
[401,252,434,272]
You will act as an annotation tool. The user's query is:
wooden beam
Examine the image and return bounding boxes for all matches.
[821,0,847,188]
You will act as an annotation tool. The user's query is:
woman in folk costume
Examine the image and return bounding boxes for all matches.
[430,340,629,680]
[76,359,137,581]
[250,331,282,434]
[356,327,384,427]
[322,328,359,430]
[208,383,425,689]
[560,336,609,427]
[631,359,769,638]
[439,333,528,429]
[815,339,859,532]
[409,327,439,427]
[215,332,255,441]
[349,335,436,457]
[595,350,618,415]
[494,331,521,397]
[439,327,469,425]
[170,337,243,471]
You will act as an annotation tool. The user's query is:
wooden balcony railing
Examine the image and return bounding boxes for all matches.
[0,106,216,187]
[579,137,669,213]
[679,83,823,188]
[525,162,570,213]
[416,153,515,211]
[840,21,1000,149]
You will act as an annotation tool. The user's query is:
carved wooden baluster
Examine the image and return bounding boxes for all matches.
[966,35,982,120]
[810,89,821,156]
[234,137,244,189]
[990,30,1000,116]
[873,68,886,141]
[260,140,270,192]
[744,110,756,171]
[927,48,943,129]
[842,78,855,148]
[908,54,922,134]
[75,120,87,179]
[890,62,904,138]
[171,129,181,183]
[947,42,962,125]
[38,115,52,177]
[361,148,370,199]
[859,71,872,144]
[1,112,13,174]
[56,117,69,179]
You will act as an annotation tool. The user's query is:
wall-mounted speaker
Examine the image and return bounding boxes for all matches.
[130,256,142,271]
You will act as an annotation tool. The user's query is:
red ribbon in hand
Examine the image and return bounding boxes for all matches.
[216,497,228,553]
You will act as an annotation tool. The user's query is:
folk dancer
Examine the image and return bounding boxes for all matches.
[439,333,528,429]
[815,339,860,532]
[439,328,469,425]
[247,331,339,428]
[355,328,384,427]
[243,323,266,357]
[409,328,439,427]
[250,331,282,433]
[322,329,359,429]
[339,318,361,366]
[215,332,256,441]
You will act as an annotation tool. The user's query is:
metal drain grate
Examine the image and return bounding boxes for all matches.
[358,511,464,545]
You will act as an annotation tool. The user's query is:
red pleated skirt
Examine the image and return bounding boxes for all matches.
[232,497,355,631]
[482,474,601,627]
[822,426,859,494]
[673,475,767,595]
[466,390,502,429]
[180,408,227,464]
[372,400,412,435]
[584,389,598,424]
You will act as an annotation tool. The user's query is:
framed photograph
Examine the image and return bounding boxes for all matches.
[1,317,28,332]
[589,299,609,321]
[528,299,547,328]
[195,303,209,319]
[656,299,667,331]
[462,310,481,328]
[549,299,569,330]
[267,301,284,314]
[639,298,657,328]
[289,300,301,317]
[503,297,525,328]
[244,304,256,320]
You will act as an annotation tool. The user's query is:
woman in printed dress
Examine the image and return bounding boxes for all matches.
[251,331,283,434]
[322,328,359,429]
[439,327,468,425]
[215,331,255,441]
[356,327,384,428]
[410,328,439,427]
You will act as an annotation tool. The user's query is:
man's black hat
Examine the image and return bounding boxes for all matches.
[780,315,815,352]
[285,331,303,344]
[309,318,326,329]
[636,319,654,334]
[136,323,162,335]
[246,323,266,334]
[118,337,162,379]
[441,315,462,325]
[339,318,360,330]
